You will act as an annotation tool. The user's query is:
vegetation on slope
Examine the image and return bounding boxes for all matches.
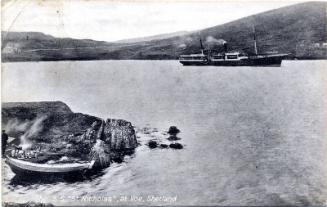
[1,2,326,61]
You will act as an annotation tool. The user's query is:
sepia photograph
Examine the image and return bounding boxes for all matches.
[1,0,327,206]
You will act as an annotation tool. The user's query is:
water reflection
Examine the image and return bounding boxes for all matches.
[8,167,106,186]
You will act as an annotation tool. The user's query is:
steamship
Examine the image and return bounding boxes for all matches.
[179,28,288,67]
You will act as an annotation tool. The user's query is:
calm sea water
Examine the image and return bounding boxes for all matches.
[2,60,327,206]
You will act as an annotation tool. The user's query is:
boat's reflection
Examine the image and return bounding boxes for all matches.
[8,169,106,186]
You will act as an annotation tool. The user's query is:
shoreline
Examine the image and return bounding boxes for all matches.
[2,58,327,63]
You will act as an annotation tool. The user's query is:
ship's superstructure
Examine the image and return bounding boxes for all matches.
[179,27,288,66]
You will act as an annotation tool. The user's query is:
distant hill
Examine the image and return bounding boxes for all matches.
[1,31,116,61]
[2,1,326,61]
[114,31,192,44]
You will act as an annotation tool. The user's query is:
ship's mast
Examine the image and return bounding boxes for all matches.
[252,25,258,55]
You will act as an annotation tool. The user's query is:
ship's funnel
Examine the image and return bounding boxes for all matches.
[223,42,228,53]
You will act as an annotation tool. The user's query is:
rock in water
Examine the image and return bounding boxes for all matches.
[169,143,183,149]
[167,126,180,136]
[148,140,158,149]
[167,126,181,141]
[160,144,168,148]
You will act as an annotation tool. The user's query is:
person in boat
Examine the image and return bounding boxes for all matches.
[2,130,9,157]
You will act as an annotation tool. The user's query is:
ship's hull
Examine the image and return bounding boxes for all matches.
[180,55,284,67]
[180,61,209,66]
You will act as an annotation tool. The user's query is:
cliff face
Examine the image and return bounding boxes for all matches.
[2,101,101,142]
[1,101,138,164]
[104,119,137,150]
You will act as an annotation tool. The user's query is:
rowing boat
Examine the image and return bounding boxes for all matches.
[5,156,95,176]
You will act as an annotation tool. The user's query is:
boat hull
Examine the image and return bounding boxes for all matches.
[180,56,284,67]
[5,156,94,177]
[179,61,208,66]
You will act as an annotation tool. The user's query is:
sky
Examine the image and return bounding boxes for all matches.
[1,0,313,42]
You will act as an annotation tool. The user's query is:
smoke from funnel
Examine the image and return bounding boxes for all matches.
[205,36,227,46]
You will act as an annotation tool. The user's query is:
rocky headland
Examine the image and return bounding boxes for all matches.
[2,101,138,168]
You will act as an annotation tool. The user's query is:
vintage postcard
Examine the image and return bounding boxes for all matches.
[1,0,327,206]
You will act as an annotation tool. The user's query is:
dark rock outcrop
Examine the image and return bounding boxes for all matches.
[104,119,137,150]
[169,143,183,149]
[1,101,138,165]
[2,101,72,117]
[160,144,168,148]
[167,126,181,141]
[2,101,101,141]
[167,126,180,136]
[148,140,158,149]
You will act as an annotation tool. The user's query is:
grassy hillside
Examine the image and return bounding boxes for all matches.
[2,1,326,61]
